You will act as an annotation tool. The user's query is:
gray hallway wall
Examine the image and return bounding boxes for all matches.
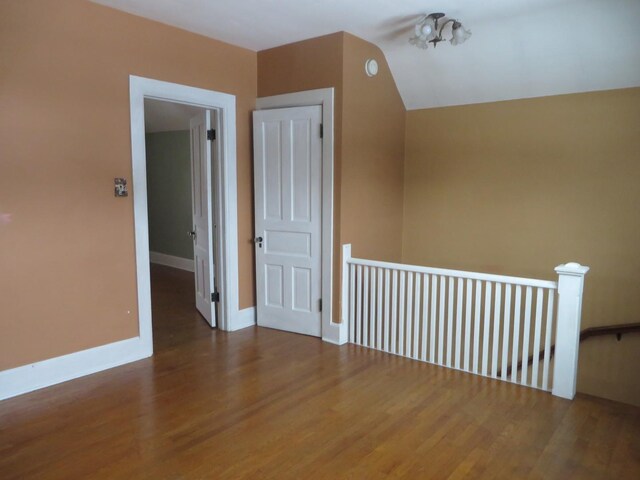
[146,130,193,260]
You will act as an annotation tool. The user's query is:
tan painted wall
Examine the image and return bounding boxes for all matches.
[0,0,257,370]
[403,88,640,406]
[258,32,405,321]
[341,33,405,262]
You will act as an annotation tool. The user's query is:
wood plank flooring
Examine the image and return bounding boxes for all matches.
[1,264,639,479]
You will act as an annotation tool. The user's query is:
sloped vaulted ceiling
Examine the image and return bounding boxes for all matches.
[91,0,640,110]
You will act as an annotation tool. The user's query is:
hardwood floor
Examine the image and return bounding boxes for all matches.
[1,264,639,479]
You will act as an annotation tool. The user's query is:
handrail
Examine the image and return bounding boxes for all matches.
[347,257,558,289]
[580,322,640,342]
[500,322,640,377]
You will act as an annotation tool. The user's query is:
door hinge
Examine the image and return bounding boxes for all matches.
[207,129,216,141]
[211,291,220,303]
[319,299,322,312]
[320,124,323,139]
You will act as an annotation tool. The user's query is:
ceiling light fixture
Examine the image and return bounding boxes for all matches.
[409,13,471,50]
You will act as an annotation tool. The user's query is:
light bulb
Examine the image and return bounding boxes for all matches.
[451,22,472,46]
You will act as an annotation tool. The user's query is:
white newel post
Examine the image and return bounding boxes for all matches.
[341,244,352,333]
[552,262,590,399]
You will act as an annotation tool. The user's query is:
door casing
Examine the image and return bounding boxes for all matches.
[256,88,346,345]
[129,75,240,357]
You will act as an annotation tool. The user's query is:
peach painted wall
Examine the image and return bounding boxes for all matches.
[403,88,640,406]
[0,0,257,370]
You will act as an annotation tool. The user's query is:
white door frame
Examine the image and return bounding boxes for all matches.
[130,75,240,356]
[256,88,346,345]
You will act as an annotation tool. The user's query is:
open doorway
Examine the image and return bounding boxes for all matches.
[144,99,218,332]
[129,76,241,358]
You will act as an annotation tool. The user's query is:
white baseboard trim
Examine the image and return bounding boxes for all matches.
[149,251,194,272]
[322,335,348,346]
[322,320,349,346]
[230,307,256,331]
[0,337,151,401]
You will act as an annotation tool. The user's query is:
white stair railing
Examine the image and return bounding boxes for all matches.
[340,244,588,399]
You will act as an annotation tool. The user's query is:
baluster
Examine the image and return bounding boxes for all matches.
[531,287,544,388]
[413,273,421,359]
[398,271,406,356]
[542,289,555,390]
[455,277,463,370]
[501,284,512,380]
[369,266,376,347]
[363,266,369,347]
[376,268,383,350]
[391,269,398,354]
[406,272,414,357]
[421,274,430,362]
[349,263,356,343]
[384,269,391,353]
[446,277,454,367]
[511,286,522,383]
[482,282,492,376]
[356,264,362,345]
[438,276,446,365]
[430,276,437,363]
[491,283,502,378]
[464,278,473,372]
[521,286,533,386]
[473,280,482,374]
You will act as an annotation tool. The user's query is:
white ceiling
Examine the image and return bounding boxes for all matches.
[94,0,640,110]
[144,99,202,133]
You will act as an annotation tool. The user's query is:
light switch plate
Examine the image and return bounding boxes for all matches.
[114,178,128,197]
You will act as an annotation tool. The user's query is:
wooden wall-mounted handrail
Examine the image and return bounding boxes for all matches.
[500,322,640,378]
[580,322,640,342]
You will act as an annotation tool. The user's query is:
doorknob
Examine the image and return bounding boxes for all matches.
[188,230,196,239]
[254,236,263,248]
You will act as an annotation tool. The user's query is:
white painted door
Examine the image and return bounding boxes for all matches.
[253,106,323,336]
[190,111,217,327]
